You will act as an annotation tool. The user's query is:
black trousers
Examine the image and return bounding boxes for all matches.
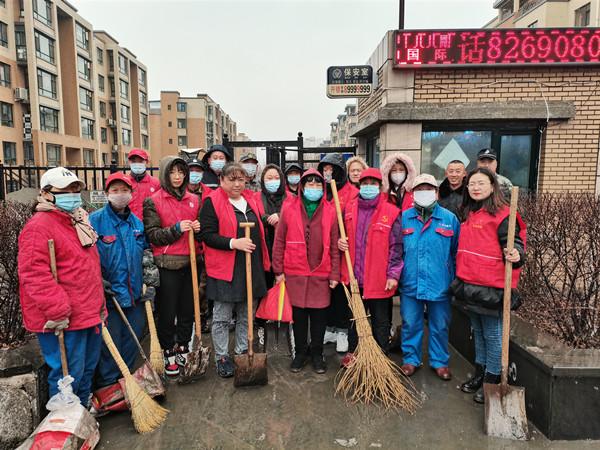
[348,297,392,354]
[292,306,328,357]
[156,267,194,350]
[326,284,351,329]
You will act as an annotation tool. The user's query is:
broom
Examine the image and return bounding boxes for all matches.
[330,180,422,412]
[101,326,169,433]
[142,284,164,375]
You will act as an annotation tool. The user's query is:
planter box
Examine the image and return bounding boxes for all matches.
[449,304,600,441]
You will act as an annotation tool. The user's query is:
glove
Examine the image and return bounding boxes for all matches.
[44,318,69,335]
[103,279,115,298]
[141,285,156,306]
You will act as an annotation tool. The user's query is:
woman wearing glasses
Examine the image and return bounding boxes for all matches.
[452,167,526,404]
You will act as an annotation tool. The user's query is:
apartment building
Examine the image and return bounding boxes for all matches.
[0,0,148,176]
[148,90,238,162]
[329,104,357,147]
[486,0,598,28]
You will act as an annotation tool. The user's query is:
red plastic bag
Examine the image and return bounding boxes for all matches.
[256,281,293,323]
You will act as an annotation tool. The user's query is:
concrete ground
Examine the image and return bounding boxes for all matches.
[97,326,600,450]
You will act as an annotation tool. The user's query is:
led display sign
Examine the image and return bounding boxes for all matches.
[394,28,600,68]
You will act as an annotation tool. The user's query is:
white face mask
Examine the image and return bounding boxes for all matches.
[413,190,437,207]
[242,163,257,177]
[108,192,132,209]
[391,172,406,186]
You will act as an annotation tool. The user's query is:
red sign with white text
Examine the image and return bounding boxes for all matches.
[394,28,600,68]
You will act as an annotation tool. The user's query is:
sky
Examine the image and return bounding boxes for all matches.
[75,0,495,142]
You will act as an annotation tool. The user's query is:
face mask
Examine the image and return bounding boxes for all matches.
[413,190,437,207]
[242,163,257,177]
[303,187,323,202]
[287,174,300,185]
[391,172,406,186]
[189,172,203,185]
[108,192,132,209]
[54,193,82,212]
[360,185,380,200]
[264,180,280,193]
[130,162,146,175]
[210,159,226,173]
[323,173,332,183]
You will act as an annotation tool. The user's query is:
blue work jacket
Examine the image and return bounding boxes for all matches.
[90,204,147,307]
[400,204,460,302]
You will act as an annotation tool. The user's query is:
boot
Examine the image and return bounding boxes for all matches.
[460,364,485,393]
[473,372,500,404]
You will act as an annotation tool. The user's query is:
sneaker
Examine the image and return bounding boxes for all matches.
[340,352,355,369]
[290,354,308,373]
[216,356,235,378]
[323,329,338,344]
[164,349,180,377]
[311,354,327,374]
[336,331,349,353]
[175,345,190,367]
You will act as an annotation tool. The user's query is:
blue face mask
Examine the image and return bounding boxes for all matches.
[287,174,300,185]
[189,171,203,185]
[210,159,226,173]
[360,184,380,200]
[264,180,280,193]
[303,187,323,202]
[130,162,146,175]
[54,193,82,212]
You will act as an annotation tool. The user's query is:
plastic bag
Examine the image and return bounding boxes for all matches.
[255,280,293,323]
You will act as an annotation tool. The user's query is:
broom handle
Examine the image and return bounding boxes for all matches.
[188,231,202,341]
[111,296,149,364]
[48,239,69,378]
[240,223,255,358]
[501,186,519,389]
[330,180,356,282]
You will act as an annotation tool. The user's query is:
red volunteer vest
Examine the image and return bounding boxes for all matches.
[456,206,526,289]
[333,182,359,212]
[282,195,336,278]
[150,189,201,257]
[128,173,160,220]
[341,195,401,299]
[203,188,270,282]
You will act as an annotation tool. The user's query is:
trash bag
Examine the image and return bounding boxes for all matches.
[255,281,293,323]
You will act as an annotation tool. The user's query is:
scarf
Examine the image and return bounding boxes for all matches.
[36,196,98,247]
[302,196,320,219]
[415,201,437,224]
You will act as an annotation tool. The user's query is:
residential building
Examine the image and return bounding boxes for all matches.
[486,0,598,28]
[0,0,149,176]
[329,104,357,147]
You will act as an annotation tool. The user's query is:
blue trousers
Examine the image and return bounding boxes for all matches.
[467,312,503,375]
[400,296,451,368]
[96,301,146,388]
[37,325,102,405]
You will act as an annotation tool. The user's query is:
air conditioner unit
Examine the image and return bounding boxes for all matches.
[112,145,119,151]
[107,118,117,127]
[14,87,29,102]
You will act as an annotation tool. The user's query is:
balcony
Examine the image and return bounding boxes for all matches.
[16,47,27,65]
[516,0,545,19]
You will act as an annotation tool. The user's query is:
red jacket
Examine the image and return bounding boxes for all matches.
[128,173,161,220]
[18,210,105,333]
[150,189,201,257]
[203,188,270,282]
[341,195,401,299]
[334,182,359,212]
[456,206,526,289]
[278,194,337,278]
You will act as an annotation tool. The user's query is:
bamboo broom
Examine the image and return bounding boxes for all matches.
[330,180,421,412]
[143,284,164,375]
[101,326,169,433]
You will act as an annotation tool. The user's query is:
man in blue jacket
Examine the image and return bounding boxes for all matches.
[90,172,147,394]
[399,174,460,381]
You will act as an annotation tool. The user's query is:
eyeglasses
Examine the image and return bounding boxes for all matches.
[467,181,491,188]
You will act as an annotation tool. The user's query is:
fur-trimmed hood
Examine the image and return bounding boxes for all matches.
[345,155,368,171]
[380,152,417,193]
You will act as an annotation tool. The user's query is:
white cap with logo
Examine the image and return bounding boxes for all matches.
[40,167,85,190]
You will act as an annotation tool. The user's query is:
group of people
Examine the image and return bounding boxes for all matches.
[17,143,525,414]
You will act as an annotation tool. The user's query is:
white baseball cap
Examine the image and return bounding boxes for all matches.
[40,167,85,190]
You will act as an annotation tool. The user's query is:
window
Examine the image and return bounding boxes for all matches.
[167,104,171,111]
[108,50,114,71]
[122,128,132,146]
[109,77,115,97]
[1,102,13,126]
[177,119,187,129]
[0,1,5,7]
[79,86,93,111]
[83,149,94,166]
[33,0,52,26]
[98,74,105,92]
[101,127,108,143]
[97,47,103,65]
[575,3,591,27]
[168,121,172,127]
[37,69,57,98]
[110,102,116,119]
[118,54,128,75]
[75,23,89,50]
[3,142,16,165]
[35,31,55,64]
[141,113,148,130]
[120,104,130,124]
[138,68,146,86]
[81,117,94,140]
[77,55,91,81]
[102,153,109,165]
[142,134,148,149]
[207,105,213,120]
[139,90,147,107]
[39,106,58,132]
[168,138,173,144]
[24,142,34,164]
[46,144,61,166]
[119,79,129,100]
[177,102,187,112]
[0,21,7,48]
[0,62,10,87]
[99,101,106,118]
[178,136,187,146]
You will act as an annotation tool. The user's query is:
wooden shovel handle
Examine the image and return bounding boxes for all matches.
[330,180,355,282]
[501,186,519,389]
[48,239,69,378]
[188,231,202,341]
[239,222,255,357]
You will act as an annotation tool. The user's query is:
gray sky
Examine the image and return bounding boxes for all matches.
[76,0,495,141]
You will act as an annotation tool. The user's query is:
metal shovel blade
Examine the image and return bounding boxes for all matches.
[179,338,211,384]
[484,383,529,440]
[233,352,268,387]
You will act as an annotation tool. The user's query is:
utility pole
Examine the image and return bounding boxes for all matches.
[399,0,405,29]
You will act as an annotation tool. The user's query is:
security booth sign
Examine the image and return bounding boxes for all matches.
[327,65,373,98]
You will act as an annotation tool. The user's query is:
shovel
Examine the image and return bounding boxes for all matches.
[484,186,529,440]
[180,230,211,383]
[234,222,268,387]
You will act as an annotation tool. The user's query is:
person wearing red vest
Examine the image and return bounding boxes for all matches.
[338,168,403,368]
[452,168,526,404]
[199,162,270,379]
[126,148,161,221]
[272,169,340,374]
[143,156,201,377]
[380,152,417,212]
